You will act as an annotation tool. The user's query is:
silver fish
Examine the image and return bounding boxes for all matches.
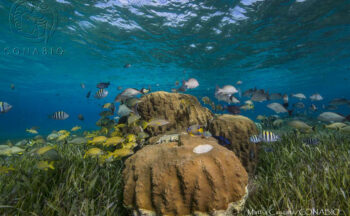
[50,111,69,120]
[318,112,345,122]
[267,103,288,113]
[94,89,108,99]
[182,78,199,89]
[215,85,238,96]
[0,102,12,113]
[117,104,132,117]
[269,93,282,100]
[114,88,142,102]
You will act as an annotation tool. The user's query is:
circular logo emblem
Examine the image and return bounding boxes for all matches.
[9,0,57,43]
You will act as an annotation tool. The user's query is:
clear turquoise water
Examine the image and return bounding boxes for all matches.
[0,0,350,141]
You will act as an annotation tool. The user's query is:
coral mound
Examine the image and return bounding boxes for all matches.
[137,91,213,136]
[123,134,248,216]
[208,114,259,175]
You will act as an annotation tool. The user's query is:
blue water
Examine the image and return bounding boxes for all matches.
[1,0,350,141]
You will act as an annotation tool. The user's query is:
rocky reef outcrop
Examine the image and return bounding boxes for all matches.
[137,91,214,136]
[123,134,248,216]
[208,114,259,175]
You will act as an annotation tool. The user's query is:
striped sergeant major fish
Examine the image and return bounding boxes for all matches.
[249,135,261,143]
[249,131,280,143]
[49,111,69,120]
[95,89,108,99]
[0,102,12,113]
[259,130,280,143]
[303,138,319,146]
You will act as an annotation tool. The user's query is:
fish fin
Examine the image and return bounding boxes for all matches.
[198,128,204,134]
[142,121,148,129]
[49,162,55,170]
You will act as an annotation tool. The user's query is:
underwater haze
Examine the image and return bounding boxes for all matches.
[1,0,350,140]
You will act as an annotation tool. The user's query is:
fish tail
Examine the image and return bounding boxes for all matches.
[49,162,55,170]
[198,128,204,134]
[142,121,149,129]
[312,126,316,132]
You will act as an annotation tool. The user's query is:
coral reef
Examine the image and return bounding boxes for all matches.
[208,114,259,175]
[123,134,248,216]
[137,91,214,136]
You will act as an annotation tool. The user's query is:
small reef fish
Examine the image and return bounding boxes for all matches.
[36,146,54,155]
[49,111,69,120]
[0,102,12,113]
[225,105,240,114]
[339,126,350,133]
[115,88,142,102]
[201,96,211,105]
[99,110,114,117]
[10,84,15,90]
[37,161,55,171]
[292,93,306,100]
[236,80,242,85]
[84,148,104,158]
[303,138,319,146]
[318,112,345,122]
[215,104,224,111]
[26,129,38,134]
[215,85,238,96]
[288,120,314,133]
[283,94,289,108]
[124,98,141,108]
[96,82,110,89]
[272,119,284,127]
[216,94,239,104]
[269,93,282,100]
[86,91,91,98]
[267,103,288,114]
[0,166,15,174]
[142,119,170,129]
[309,104,317,112]
[117,86,123,90]
[95,89,108,99]
[329,98,349,106]
[240,103,254,111]
[128,114,141,125]
[250,131,280,143]
[117,104,132,117]
[0,146,25,156]
[249,135,261,143]
[293,102,305,109]
[140,87,151,94]
[251,91,268,102]
[71,126,81,132]
[213,136,230,146]
[80,83,85,89]
[78,114,84,121]
[88,136,107,145]
[124,63,131,68]
[137,132,150,140]
[324,122,347,130]
[156,134,179,144]
[310,93,323,101]
[182,78,199,90]
[326,105,338,110]
[187,125,204,136]
[103,102,115,110]
[202,131,212,139]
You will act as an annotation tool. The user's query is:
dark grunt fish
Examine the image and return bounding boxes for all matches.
[96,82,110,89]
[86,91,91,98]
[213,136,231,146]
